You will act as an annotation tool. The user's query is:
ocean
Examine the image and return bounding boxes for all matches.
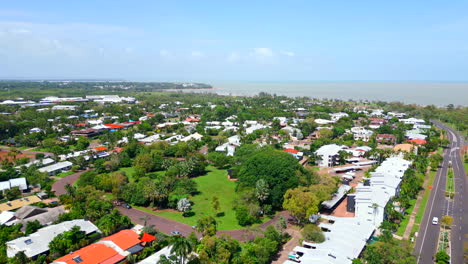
[180,81,468,106]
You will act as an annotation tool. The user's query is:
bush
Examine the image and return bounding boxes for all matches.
[301,224,325,243]
[235,206,256,226]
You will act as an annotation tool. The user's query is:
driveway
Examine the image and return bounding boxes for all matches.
[118,207,291,242]
[51,170,90,195]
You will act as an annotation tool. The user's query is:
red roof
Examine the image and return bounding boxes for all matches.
[111,147,123,153]
[140,232,156,242]
[146,114,155,117]
[409,138,427,145]
[94,146,107,151]
[54,243,124,264]
[104,124,126,129]
[377,134,396,138]
[185,118,200,122]
[101,230,141,250]
[284,148,299,154]
[76,122,87,127]
[370,118,384,121]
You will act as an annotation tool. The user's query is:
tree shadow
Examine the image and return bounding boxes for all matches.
[216,212,225,217]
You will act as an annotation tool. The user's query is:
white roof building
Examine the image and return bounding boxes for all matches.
[38,161,73,175]
[285,216,375,264]
[0,178,28,191]
[315,144,347,167]
[399,117,425,125]
[139,134,161,145]
[354,157,411,228]
[330,112,349,122]
[314,119,335,125]
[6,219,100,258]
[181,132,204,142]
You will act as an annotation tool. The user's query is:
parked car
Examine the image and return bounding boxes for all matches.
[432,217,439,225]
[121,203,132,209]
[171,230,181,236]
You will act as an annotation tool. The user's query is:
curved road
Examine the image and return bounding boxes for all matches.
[414,121,467,264]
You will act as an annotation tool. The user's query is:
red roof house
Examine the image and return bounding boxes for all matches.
[52,243,125,264]
[283,148,299,154]
[104,124,126,129]
[408,138,427,145]
[94,146,107,152]
[101,230,142,252]
[140,232,156,243]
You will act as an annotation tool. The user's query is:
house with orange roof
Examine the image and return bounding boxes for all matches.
[52,243,125,264]
[98,229,144,254]
[408,138,427,145]
[52,229,144,264]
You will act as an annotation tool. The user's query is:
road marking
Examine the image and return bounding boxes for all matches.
[416,152,445,262]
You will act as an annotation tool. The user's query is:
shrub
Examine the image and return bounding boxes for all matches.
[301,224,325,243]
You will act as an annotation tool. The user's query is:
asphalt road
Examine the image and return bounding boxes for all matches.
[414,121,467,264]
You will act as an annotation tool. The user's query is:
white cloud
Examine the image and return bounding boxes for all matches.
[159,49,172,58]
[281,51,295,57]
[226,52,240,63]
[191,51,204,58]
[251,47,274,57]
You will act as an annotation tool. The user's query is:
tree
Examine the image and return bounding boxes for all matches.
[4,187,21,200]
[238,149,310,209]
[441,215,453,229]
[177,198,191,213]
[255,179,269,205]
[48,226,87,258]
[301,224,325,242]
[96,209,132,235]
[282,187,319,224]
[134,153,154,173]
[168,235,193,264]
[211,196,220,216]
[435,250,450,263]
[25,220,42,235]
[196,216,217,236]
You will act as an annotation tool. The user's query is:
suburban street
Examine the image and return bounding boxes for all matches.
[414,121,467,264]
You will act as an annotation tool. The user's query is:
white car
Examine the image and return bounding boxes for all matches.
[432,217,439,225]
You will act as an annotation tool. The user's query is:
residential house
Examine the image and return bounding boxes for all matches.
[5,205,65,229]
[0,178,28,192]
[38,161,73,176]
[6,219,100,258]
[314,144,347,167]
[376,134,397,144]
[351,127,373,142]
[353,157,411,228]
[330,112,349,122]
[286,216,375,264]
[399,117,425,125]
[52,229,147,264]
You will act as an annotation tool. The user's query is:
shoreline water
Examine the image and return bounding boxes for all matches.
[175,81,468,106]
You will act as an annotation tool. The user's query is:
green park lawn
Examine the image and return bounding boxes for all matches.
[137,166,270,230]
[55,171,75,178]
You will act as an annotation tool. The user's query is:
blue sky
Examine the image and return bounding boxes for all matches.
[1,1,467,81]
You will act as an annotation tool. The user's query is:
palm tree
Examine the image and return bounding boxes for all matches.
[372,203,379,226]
[139,215,150,227]
[169,235,193,264]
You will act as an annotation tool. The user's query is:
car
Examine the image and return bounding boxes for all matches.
[121,203,132,209]
[171,230,181,236]
[432,217,439,225]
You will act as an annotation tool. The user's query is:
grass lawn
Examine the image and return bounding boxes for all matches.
[464,161,468,175]
[118,167,165,183]
[139,166,269,230]
[446,169,455,197]
[55,171,75,178]
[30,147,51,152]
[396,199,417,236]
[413,170,437,235]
